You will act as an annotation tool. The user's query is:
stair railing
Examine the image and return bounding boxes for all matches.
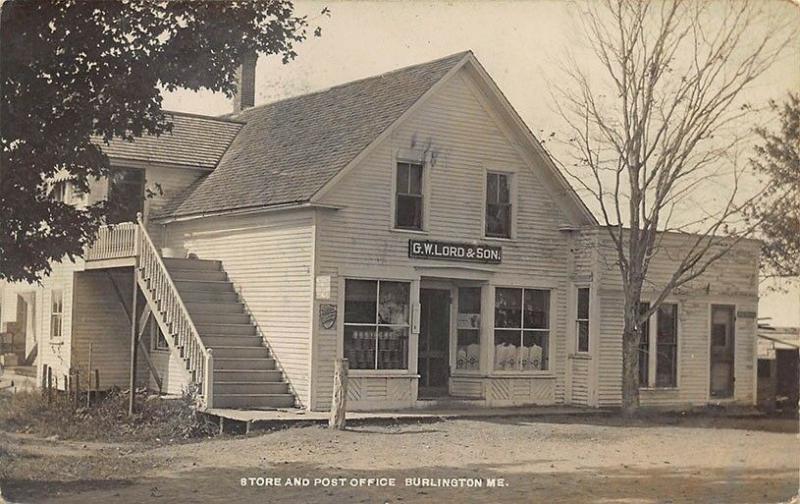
[135,214,214,408]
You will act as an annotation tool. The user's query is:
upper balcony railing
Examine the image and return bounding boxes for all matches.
[84,222,138,262]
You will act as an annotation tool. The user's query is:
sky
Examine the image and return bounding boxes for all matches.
[162,0,800,326]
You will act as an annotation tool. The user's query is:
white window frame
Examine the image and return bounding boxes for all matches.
[342,278,412,372]
[491,286,552,373]
[638,301,680,389]
[575,286,591,354]
[50,289,63,340]
[483,169,516,240]
[391,160,428,233]
[150,318,169,352]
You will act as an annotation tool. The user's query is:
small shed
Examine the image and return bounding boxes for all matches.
[757,325,799,411]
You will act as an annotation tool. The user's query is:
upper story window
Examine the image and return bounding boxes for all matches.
[486,172,512,238]
[576,287,590,353]
[50,181,68,203]
[395,162,424,230]
[50,290,63,339]
[107,168,145,224]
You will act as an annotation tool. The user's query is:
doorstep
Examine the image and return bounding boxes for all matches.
[202,404,612,434]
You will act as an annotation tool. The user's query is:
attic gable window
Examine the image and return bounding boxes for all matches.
[395,162,424,230]
[486,172,512,238]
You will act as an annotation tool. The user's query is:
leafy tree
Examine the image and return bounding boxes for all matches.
[554,0,793,412]
[1,0,325,283]
[748,93,800,280]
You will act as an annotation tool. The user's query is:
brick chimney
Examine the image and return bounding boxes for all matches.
[233,51,258,113]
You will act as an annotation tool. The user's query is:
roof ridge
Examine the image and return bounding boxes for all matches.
[223,50,472,119]
[164,110,247,125]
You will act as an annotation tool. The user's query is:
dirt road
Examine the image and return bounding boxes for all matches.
[2,415,798,503]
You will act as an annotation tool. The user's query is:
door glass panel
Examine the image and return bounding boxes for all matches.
[456,287,481,370]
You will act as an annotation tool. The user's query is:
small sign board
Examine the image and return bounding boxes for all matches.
[408,239,502,264]
[737,310,757,319]
[315,275,332,300]
[319,304,337,330]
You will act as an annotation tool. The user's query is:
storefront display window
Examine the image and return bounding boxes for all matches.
[494,288,549,371]
[456,287,481,370]
[344,279,410,370]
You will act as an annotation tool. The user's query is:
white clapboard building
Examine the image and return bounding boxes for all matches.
[0,52,760,411]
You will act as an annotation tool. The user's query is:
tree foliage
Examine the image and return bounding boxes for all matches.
[1,0,322,283]
[554,0,792,410]
[748,93,800,280]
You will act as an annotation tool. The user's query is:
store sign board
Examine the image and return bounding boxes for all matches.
[408,239,502,264]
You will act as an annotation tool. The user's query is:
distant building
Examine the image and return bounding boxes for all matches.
[757,325,800,410]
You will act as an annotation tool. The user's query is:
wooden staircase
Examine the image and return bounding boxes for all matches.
[161,257,296,409]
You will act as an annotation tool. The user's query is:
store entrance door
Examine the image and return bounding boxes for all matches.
[418,288,450,397]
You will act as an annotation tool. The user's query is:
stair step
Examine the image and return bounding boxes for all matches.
[185,302,244,315]
[213,393,295,409]
[202,335,264,347]
[214,382,288,395]
[169,269,228,282]
[208,346,269,358]
[181,291,239,303]
[214,369,284,382]
[163,257,221,271]
[214,357,275,370]
[192,312,251,325]
[175,280,235,293]
[196,323,256,336]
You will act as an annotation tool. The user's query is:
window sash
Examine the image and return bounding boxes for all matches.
[486,173,512,238]
[576,288,590,353]
[344,280,410,370]
[639,302,678,388]
[395,163,423,230]
[494,288,549,371]
[50,291,63,339]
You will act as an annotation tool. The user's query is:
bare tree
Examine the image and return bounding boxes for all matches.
[553,0,794,412]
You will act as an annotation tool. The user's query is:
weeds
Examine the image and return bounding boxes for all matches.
[0,386,217,443]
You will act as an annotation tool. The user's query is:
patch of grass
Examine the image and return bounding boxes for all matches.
[0,388,217,442]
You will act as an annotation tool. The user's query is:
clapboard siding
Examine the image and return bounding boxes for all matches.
[165,210,314,407]
[588,229,759,407]
[312,68,575,410]
[570,358,590,405]
[71,270,148,389]
[149,349,191,395]
[38,261,78,389]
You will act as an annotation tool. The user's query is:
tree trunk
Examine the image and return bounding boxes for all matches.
[621,306,641,415]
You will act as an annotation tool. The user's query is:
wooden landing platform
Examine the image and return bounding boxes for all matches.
[202,404,613,434]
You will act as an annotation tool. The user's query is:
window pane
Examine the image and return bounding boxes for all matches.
[378,281,409,325]
[638,302,650,386]
[577,321,589,353]
[396,195,422,229]
[396,163,409,193]
[494,329,520,370]
[656,343,677,387]
[377,326,408,370]
[456,329,480,370]
[577,288,590,319]
[657,304,677,344]
[344,326,377,370]
[524,289,549,329]
[497,174,510,203]
[523,331,548,370]
[344,280,377,323]
[458,287,481,314]
[487,173,498,204]
[711,307,732,347]
[495,288,522,328]
[408,164,423,195]
[486,204,511,238]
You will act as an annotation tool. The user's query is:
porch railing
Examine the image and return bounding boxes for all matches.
[135,214,214,407]
[84,222,138,261]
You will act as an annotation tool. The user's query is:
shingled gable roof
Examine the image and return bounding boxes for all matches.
[155,51,471,219]
[97,112,243,169]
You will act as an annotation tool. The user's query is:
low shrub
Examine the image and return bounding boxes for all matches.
[0,386,217,443]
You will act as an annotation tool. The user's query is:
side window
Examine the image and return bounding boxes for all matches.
[395,162,423,230]
[576,287,590,353]
[50,290,63,339]
[486,172,512,238]
[50,181,69,203]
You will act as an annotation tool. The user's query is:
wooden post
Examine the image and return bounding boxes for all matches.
[95,369,100,393]
[46,366,52,404]
[128,268,139,416]
[74,369,80,409]
[86,344,93,408]
[329,358,348,430]
[41,364,47,396]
